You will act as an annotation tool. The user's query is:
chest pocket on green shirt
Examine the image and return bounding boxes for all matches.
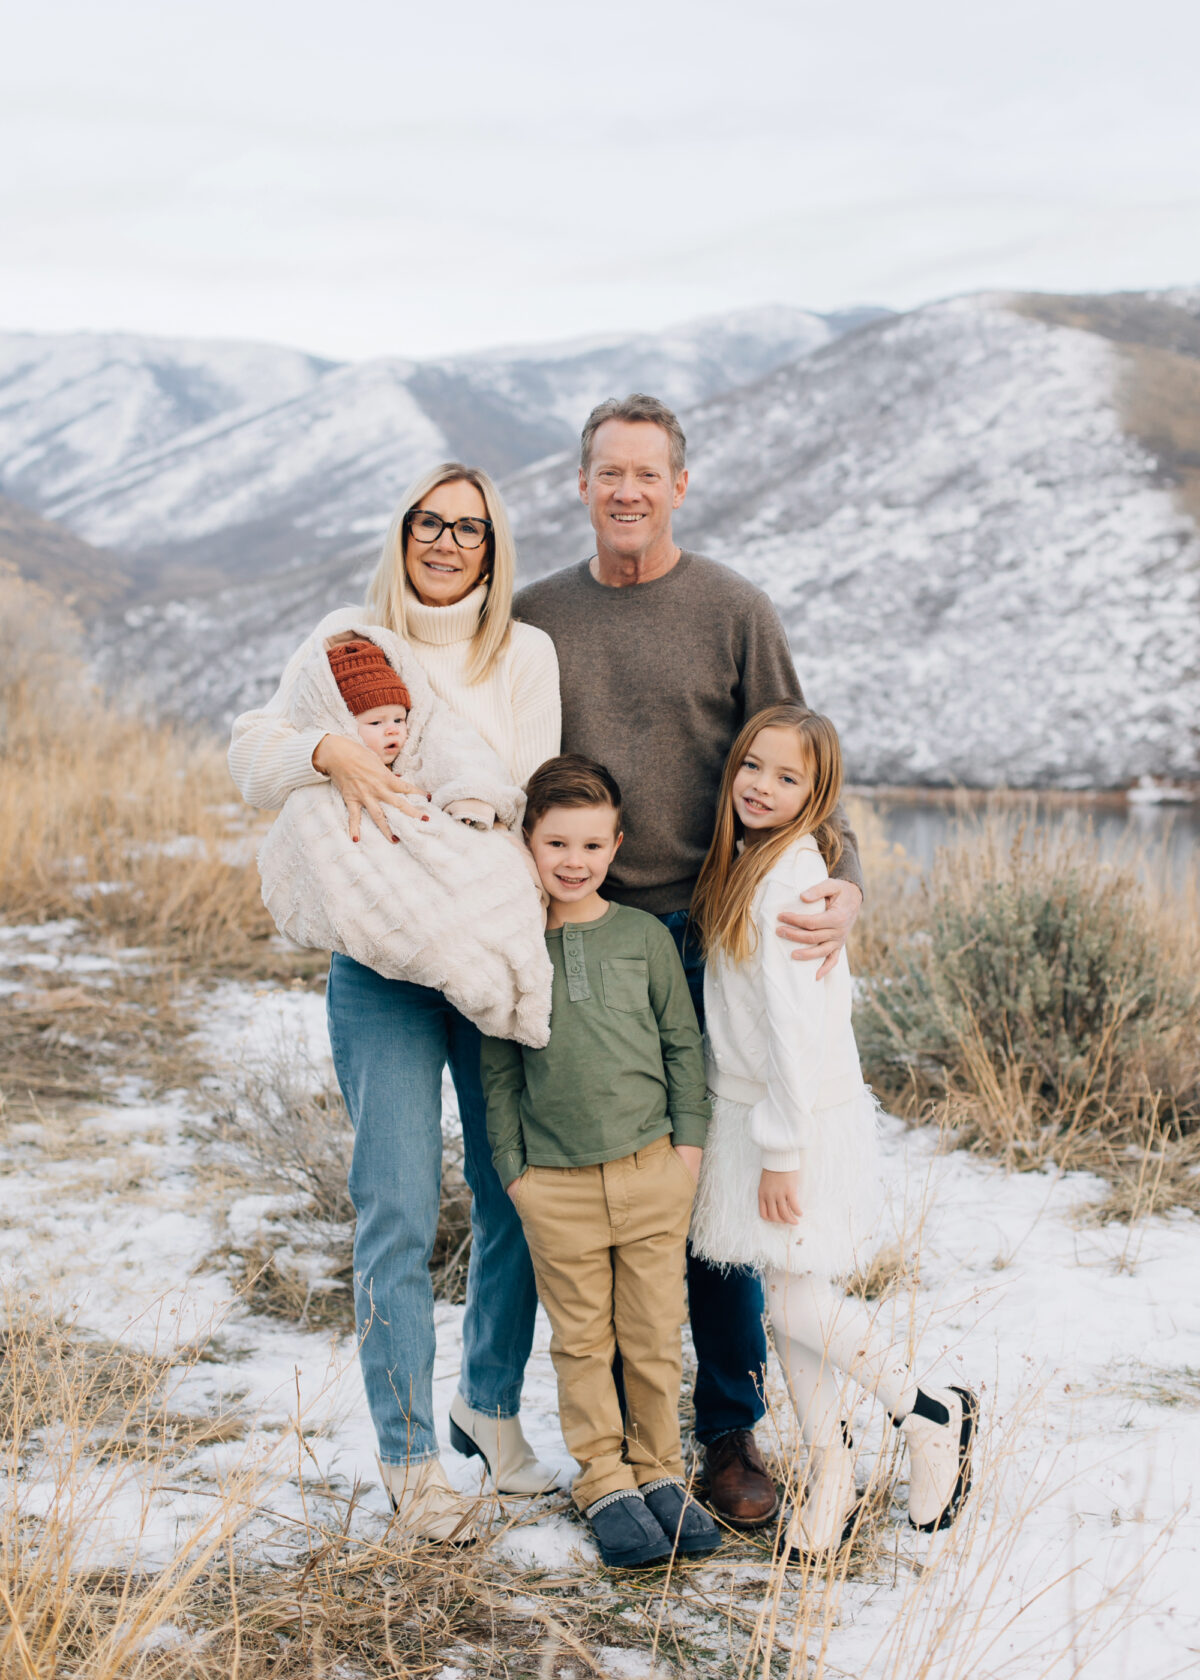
[601,958,651,1012]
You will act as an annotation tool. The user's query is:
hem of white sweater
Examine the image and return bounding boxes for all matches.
[705,1065,767,1105]
[760,1147,806,1172]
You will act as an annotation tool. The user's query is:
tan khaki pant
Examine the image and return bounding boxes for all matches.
[511,1133,696,1510]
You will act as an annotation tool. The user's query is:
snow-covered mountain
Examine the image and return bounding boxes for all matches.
[85,289,1200,789]
[509,292,1200,787]
[0,305,845,594]
[0,333,331,509]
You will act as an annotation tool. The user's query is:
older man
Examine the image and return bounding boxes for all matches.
[514,393,864,1527]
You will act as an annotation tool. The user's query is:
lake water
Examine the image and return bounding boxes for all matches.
[856,790,1200,881]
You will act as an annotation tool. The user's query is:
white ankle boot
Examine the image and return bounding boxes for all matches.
[900,1386,977,1532]
[377,1455,483,1544]
[781,1438,860,1563]
[448,1394,558,1495]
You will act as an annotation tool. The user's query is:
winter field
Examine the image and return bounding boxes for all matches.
[3,571,1199,1678]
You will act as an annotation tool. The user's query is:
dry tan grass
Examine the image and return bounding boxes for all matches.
[855,808,1200,1220]
[2,1280,1168,1680]
[845,795,923,978]
[207,1049,476,1330]
[0,964,217,1136]
[1,1298,266,1680]
[845,1241,916,1305]
[0,574,307,977]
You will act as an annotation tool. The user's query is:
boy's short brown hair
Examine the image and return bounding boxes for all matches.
[523,754,622,836]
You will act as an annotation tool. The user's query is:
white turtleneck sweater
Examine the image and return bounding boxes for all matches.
[228,586,561,810]
[703,835,865,1171]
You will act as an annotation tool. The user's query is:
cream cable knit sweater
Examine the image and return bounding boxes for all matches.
[228,585,561,811]
[691,834,877,1276]
[703,835,865,1170]
[255,615,552,1046]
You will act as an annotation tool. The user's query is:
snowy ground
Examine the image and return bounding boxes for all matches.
[2,922,1198,1677]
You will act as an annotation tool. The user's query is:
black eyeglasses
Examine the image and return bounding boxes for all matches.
[404,510,493,551]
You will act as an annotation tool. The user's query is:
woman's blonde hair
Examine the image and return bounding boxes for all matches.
[692,703,845,965]
[366,462,516,684]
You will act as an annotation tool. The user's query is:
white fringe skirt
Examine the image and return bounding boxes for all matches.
[690,1088,881,1279]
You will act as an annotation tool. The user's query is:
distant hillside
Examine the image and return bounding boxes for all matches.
[0,306,858,598]
[500,290,1200,787]
[1012,290,1200,525]
[0,495,130,614]
[9,288,1197,788]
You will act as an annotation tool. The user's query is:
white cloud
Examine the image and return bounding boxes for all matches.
[2,0,1199,357]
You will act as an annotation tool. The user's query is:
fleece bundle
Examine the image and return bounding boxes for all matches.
[256,611,552,1046]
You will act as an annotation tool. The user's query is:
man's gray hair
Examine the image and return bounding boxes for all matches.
[579,393,687,480]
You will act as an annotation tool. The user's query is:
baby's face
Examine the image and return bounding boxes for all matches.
[355,703,409,766]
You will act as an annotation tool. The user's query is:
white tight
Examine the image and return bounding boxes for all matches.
[765,1268,918,1451]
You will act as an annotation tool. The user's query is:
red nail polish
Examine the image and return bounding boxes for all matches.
[421,815,430,822]
[393,835,401,843]
[352,836,359,843]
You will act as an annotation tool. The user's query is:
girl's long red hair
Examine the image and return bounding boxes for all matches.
[692,704,845,965]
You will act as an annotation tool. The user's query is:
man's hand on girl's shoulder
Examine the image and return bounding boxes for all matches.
[775,878,863,980]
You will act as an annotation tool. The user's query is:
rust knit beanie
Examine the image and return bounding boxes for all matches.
[327,639,411,716]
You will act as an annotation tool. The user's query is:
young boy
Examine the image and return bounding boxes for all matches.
[481,755,721,1568]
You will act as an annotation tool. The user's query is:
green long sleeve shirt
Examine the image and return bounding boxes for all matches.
[481,902,710,1188]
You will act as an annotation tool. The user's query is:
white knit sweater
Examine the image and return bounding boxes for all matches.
[255,615,552,1046]
[228,585,561,811]
[703,835,865,1172]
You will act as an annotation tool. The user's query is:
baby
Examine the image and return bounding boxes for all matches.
[330,639,410,756]
[255,615,552,1046]
[328,637,493,831]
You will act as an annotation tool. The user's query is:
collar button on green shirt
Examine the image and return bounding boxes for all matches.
[480,902,710,1188]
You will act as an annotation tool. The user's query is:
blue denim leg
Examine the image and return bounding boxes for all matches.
[327,953,444,1466]
[447,1008,538,1418]
[686,1250,768,1442]
[657,909,706,1029]
[656,910,769,1443]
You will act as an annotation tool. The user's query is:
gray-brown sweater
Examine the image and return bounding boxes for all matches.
[514,553,863,914]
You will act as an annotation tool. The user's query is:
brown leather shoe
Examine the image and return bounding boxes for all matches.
[702,1430,781,1529]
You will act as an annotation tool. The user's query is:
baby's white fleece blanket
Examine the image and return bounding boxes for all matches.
[256,611,552,1047]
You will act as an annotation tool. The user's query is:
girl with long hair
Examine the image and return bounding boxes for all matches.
[690,703,976,1560]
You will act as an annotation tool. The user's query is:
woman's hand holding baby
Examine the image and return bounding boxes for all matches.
[759,1168,803,1225]
[312,733,430,843]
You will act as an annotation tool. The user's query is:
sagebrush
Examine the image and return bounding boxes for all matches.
[855,812,1200,1214]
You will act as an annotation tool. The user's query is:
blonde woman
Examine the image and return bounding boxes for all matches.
[229,464,561,1542]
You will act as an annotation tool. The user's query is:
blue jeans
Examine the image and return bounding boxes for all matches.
[657,911,769,1444]
[326,953,538,1466]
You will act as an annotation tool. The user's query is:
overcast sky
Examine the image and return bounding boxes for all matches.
[2,0,1199,360]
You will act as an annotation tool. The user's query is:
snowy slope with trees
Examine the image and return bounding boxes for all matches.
[0,306,841,592]
[506,293,1200,787]
[3,290,1197,786]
